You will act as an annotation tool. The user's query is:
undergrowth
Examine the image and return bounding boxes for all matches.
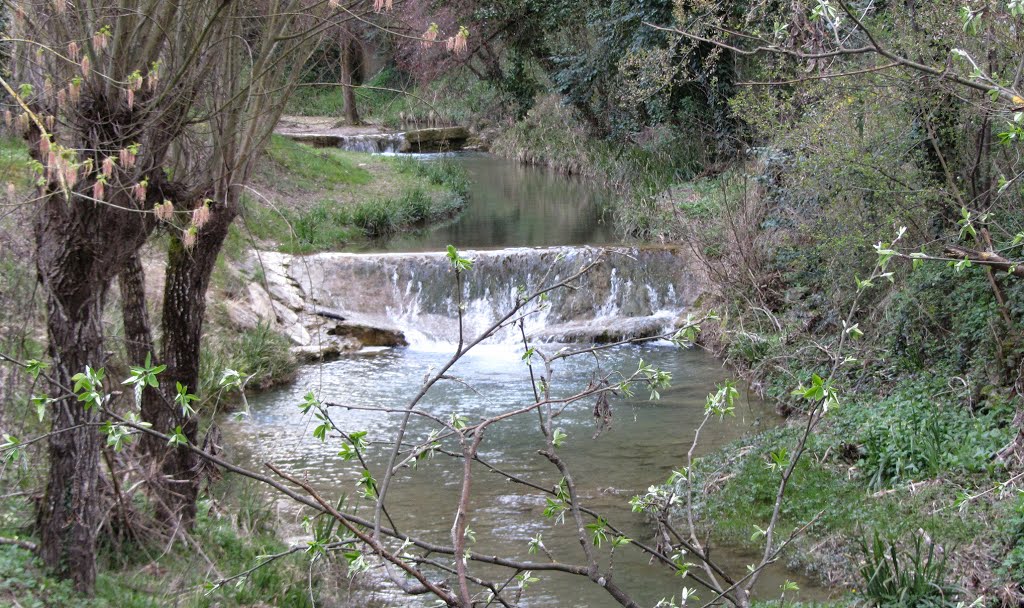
[0,483,317,607]
[674,161,1024,598]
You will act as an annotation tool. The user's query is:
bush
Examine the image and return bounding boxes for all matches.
[351,198,399,237]
[999,494,1024,586]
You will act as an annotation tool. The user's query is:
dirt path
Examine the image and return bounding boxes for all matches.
[275,115,392,137]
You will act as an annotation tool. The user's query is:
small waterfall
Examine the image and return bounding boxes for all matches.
[334,133,406,154]
[289,246,698,348]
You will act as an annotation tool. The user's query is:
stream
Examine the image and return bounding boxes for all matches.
[222,154,827,606]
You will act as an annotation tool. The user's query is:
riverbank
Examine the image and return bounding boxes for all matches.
[574,156,1019,601]
[3,91,1019,604]
[246,135,468,250]
[471,85,1024,600]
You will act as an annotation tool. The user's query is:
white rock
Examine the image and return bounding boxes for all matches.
[268,282,305,311]
[272,300,299,326]
[283,322,311,346]
[224,300,259,330]
[246,283,277,325]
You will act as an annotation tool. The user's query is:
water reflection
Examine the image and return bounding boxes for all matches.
[366,154,616,252]
[223,344,824,606]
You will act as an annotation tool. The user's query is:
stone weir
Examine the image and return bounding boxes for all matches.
[227,246,701,361]
[285,126,470,154]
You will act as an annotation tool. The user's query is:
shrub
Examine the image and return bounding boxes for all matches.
[999,494,1024,587]
[232,323,297,391]
[201,323,297,395]
[351,199,399,237]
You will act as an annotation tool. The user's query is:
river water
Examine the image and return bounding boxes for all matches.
[365,153,616,252]
[223,154,826,605]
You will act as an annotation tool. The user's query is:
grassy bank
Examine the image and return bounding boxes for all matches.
[243,135,468,253]
[0,476,339,607]
[634,158,1024,602]
[686,377,1012,595]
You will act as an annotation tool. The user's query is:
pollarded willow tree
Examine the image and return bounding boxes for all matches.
[2,0,406,592]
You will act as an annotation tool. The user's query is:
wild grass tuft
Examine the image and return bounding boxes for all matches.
[201,322,298,393]
[857,530,961,608]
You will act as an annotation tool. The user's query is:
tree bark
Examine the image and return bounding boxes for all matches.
[36,290,104,593]
[341,37,361,126]
[945,245,1024,278]
[119,254,155,369]
[34,185,152,593]
[118,253,186,523]
[151,198,237,530]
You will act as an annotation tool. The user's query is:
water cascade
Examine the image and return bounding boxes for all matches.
[227,155,827,606]
[286,245,699,348]
[332,132,407,154]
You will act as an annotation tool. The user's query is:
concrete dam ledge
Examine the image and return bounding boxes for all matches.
[283,126,471,153]
[225,247,701,361]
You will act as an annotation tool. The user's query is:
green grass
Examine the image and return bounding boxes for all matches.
[281,185,464,253]
[200,322,298,394]
[678,347,1013,597]
[0,545,84,607]
[263,135,371,189]
[287,86,352,117]
[695,427,990,546]
[393,155,471,194]
[247,138,469,253]
[286,67,409,117]
[0,135,35,189]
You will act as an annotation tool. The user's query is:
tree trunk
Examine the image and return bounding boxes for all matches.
[341,37,361,125]
[119,254,156,368]
[118,253,183,522]
[36,290,105,593]
[152,200,237,530]
[35,186,152,593]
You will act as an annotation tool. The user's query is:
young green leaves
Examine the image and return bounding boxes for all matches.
[71,366,105,410]
[174,382,197,417]
[25,359,48,380]
[122,352,166,406]
[637,359,672,400]
[792,373,840,412]
[446,245,473,272]
[705,380,738,418]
